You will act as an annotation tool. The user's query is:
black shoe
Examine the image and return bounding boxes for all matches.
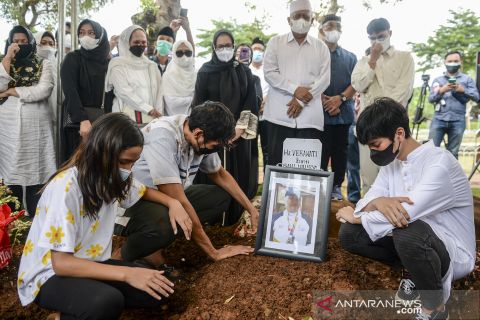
[413,308,449,320]
[395,278,420,305]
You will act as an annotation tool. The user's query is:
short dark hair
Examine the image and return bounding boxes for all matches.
[157,26,175,41]
[356,97,411,145]
[251,37,264,47]
[366,18,390,35]
[320,14,341,25]
[444,50,462,60]
[189,101,236,146]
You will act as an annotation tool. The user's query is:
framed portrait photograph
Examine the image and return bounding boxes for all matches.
[254,165,333,262]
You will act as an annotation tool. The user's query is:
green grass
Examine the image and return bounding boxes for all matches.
[472,188,480,198]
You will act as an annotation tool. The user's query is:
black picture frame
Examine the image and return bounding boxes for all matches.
[254,165,334,262]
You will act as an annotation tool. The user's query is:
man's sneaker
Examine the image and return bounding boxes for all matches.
[395,278,420,305]
[413,308,449,320]
[331,185,343,201]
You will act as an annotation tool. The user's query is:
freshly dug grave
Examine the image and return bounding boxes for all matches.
[1,200,479,320]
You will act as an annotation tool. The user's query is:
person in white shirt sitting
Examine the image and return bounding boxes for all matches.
[336,97,475,320]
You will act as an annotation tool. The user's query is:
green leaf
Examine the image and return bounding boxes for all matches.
[409,9,480,76]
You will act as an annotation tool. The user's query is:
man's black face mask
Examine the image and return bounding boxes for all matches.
[194,136,223,155]
[370,141,399,166]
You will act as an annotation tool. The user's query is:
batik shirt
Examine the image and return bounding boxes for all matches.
[17,167,146,305]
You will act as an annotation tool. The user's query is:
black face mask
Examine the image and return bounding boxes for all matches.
[194,137,223,155]
[129,46,146,57]
[16,44,33,59]
[445,64,460,74]
[370,141,399,166]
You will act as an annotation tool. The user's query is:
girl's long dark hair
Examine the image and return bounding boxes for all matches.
[45,113,144,219]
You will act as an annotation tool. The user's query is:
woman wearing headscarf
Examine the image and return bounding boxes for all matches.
[61,19,110,162]
[192,29,258,225]
[0,26,55,215]
[35,31,56,61]
[161,40,196,116]
[105,25,162,126]
[35,31,58,145]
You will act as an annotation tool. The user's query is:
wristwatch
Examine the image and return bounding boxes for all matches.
[340,94,347,102]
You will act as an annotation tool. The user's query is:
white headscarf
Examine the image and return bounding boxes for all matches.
[161,40,196,97]
[34,31,57,61]
[105,25,159,92]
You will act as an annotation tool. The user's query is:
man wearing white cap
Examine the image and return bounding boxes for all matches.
[271,187,310,246]
[263,0,331,166]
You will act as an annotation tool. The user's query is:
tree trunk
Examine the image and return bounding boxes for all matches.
[131,0,181,55]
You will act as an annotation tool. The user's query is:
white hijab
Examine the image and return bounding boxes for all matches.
[105,25,160,92]
[161,40,196,97]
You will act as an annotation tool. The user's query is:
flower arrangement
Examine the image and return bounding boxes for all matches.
[0,180,28,269]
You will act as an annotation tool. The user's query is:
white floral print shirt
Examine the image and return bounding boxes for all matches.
[17,167,146,305]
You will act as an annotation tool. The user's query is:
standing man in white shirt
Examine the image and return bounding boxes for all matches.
[336,98,475,320]
[250,37,270,168]
[351,18,414,192]
[263,0,331,166]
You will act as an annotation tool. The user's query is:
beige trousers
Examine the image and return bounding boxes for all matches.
[359,143,380,193]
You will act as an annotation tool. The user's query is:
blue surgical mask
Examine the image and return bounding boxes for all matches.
[119,168,132,181]
[252,50,264,63]
[156,40,172,56]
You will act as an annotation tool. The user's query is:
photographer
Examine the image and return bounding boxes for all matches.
[429,51,479,158]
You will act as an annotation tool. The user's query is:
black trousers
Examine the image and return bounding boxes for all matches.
[63,127,81,164]
[35,259,163,320]
[119,185,231,262]
[266,121,324,167]
[8,184,43,215]
[321,124,350,187]
[339,220,451,310]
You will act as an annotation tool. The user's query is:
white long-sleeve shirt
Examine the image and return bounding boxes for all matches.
[107,57,163,124]
[351,46,414,110]
[354,140,475,303]
[263,32,331,130]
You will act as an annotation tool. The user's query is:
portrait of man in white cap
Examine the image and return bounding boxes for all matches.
[270,187,311,246]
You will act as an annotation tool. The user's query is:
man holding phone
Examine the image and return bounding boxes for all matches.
[429,51,479,158]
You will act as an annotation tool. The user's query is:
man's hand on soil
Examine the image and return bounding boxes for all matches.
[212,245,254,261]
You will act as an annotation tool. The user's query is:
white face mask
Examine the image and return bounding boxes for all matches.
[324,30,341,44]
[37,46,56,59]
[215,47,234,62]
[291,18,311,35]
[79,36,99,51]
[176,55,193,68]
[119,168,131,182]
[371,36,391,53]
[64,34,72,50]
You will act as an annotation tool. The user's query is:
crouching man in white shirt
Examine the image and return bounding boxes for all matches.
[336,97,475,320]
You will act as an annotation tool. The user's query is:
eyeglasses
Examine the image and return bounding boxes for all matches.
[175,50,193,58]
[368,33,389,41]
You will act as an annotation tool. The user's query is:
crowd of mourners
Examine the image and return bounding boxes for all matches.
[0,0,478,319]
